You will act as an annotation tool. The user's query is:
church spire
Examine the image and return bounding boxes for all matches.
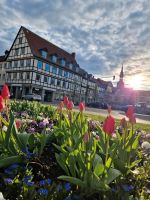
[120,64,124,79]
[117,64,124,89]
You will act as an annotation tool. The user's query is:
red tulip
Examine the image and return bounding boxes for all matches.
[1,84,10,99]
[83,132,90,143]
[15,119,21,129]
[63,96,69,106]
[120,117,127,129]
[107,105,111,114]
[103,115,115,135]
[126,105,134,119]
[0,96,5,111]
[79,102,85,112]
[126,105,136,124]
[67,101,74,110]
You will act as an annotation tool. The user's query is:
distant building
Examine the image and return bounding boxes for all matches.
[0,26,96,104]
[114,66,136,105]
[96,78,113,104]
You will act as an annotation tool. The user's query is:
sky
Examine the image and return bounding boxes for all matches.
[0,0,150,90]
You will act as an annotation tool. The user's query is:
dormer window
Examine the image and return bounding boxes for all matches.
[60,58,66,66]
[40,50,47,59]
[69,63,73,69]
[51,55,57,63]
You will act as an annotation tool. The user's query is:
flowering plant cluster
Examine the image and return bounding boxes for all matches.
[0,84,149,199]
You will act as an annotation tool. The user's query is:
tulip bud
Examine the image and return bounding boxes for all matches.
[63,96,69,106]
[67,101,74,111]
[1,84,10,99]
[79,102,85,112]
[83,132,90,143]
[15,119,21,129]
[103,115,115,135]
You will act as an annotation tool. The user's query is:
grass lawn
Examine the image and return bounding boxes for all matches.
[84,113,150,133]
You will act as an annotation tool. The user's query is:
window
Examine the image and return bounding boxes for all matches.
[8,62,11,68]
[7,73,11,80]
[64,71,68,78]
[19,73,23,80]
[44,76,48,83]
[14,48,19,56]
[60,58,66,66]
[51,78,55,85]
[57,79,61,87]
[2,74,5,80]
[0,74,1,80]
[19,37,22,44]
[52,66,57,74]
[3,63,7,69]
[36,74,41,81]
[69,63,73,69]
[21,47,25,54]
[14,61,18,68]
[13,73,17,80]
[37,60,43,69]
[63,81,66,88]
[26,59,31,66]
[51,55,57,63]
[45,64,50,72]
[20,60,24,67]
[26,72,30,80]
[41,50,47,59]
[58,68,62,76]
[0,64,2,69]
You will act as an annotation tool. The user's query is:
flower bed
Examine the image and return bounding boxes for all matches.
[0,84,150,200]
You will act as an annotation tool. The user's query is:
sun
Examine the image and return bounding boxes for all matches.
[127,75,143,90]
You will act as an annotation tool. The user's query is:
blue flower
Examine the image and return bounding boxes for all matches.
[26,181,34,186]
[10,163,19,169]
[46,178,52,185]
[64,183,71,191]
[4,178,13,184]
[38,188,48,196]
[24,176,33,185]
[4,168,13,175]
[39,180,46,186]
[22,148,33,159]
[122,184,133,192]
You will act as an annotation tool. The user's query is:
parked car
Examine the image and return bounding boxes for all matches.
[87,102,107,109]
[22,93,42,101]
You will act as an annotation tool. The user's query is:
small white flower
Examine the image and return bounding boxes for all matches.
[132,169,139,175]
[2,125,7,132]
[92,131,96,136]
[0,192,5,200]
[141,141,150,149]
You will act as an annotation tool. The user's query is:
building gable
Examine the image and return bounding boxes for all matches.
[6,27,33,60]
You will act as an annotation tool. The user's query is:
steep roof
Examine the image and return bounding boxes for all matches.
[22,26,77,65]
[96,78,113,89]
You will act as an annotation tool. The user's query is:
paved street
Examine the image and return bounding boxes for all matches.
[82,107,150,125]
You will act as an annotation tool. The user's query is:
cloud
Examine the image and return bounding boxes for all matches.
[0,0,150,90]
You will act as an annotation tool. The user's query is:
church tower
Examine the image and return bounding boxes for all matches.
[117,64,124,89]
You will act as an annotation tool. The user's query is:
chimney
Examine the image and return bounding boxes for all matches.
[5,50,9,57]
[71,52,76,59]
